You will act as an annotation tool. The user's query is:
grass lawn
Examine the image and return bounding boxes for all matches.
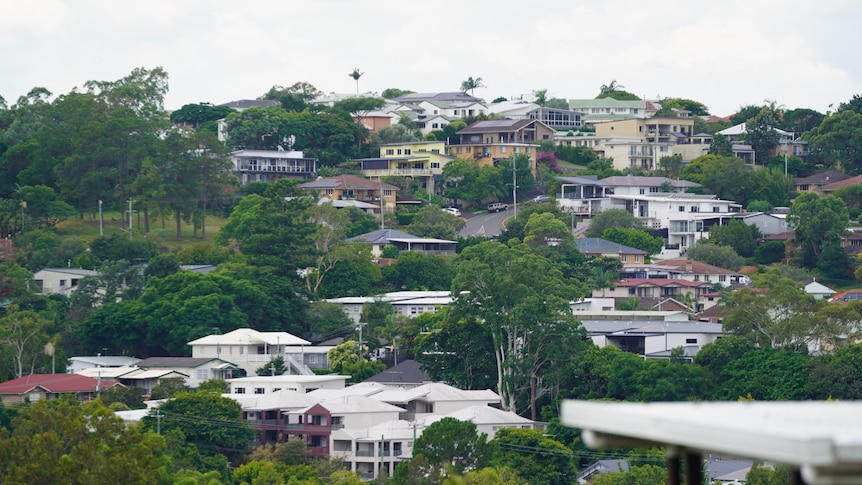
[555,160,588,172]
[55,211,229,252]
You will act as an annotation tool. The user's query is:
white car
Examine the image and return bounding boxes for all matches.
[442,207,462,217]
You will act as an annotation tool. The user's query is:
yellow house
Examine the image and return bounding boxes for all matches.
[356,141,453,196]
[299,175,399,213]
[594,116,695,143]
[449,119,552,173]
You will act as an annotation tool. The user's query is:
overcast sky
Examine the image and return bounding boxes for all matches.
[3,0,860,117]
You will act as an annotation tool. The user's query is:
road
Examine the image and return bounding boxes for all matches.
[457,206,518,238]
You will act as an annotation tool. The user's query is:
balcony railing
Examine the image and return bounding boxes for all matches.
[238,165,315,173]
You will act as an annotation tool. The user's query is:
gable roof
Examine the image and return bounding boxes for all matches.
[369,383,500,405]
[394,92,480,103]
[0,374,117,394]
[300,174,399,191]
[805,280,835,295]
[820,175,862,192]
[348,229,454,245]
[614,278,713,288]
[187,328,310,347]
[218,99,278,110]
[576,238,648,255]
[795,171,853,185]
[363,360,431,386]
[445,405,534,426]
[457,118,545,134]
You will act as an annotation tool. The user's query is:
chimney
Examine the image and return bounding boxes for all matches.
[686,260,693,272]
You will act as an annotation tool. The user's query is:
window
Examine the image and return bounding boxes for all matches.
[60,279,67,287]
[713,207,720,212]
[404,149,411,155]
[272,388,280,392]
[397,149,402,155]
[432,123,438,129]
[196,370,208,380]
[431,149,440,154]
[386,149,394,155]
[431,162,440,169]
[235,387,246,394]
[690,206,699,212]
[309,355,318,364]
[254,388,265,394]
[719,275,727,282]
[199,346,206,354]
[456,147,462,154]
[325,188,333,195]
[799,184,809,191]
[639,188,645,194]
[383,189,393,197]
[686,338,697,344]
[526,147,532,153]
[239,347,244,355]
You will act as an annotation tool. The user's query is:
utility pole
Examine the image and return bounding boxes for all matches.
[127,198,134,240]
[154,410,163,434]
[356,322,367,360]
[98,200,103,236]
[20,201,25,232]
[512,157,518,218]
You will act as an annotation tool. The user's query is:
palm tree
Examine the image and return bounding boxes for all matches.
[599,80,625,96]
[460,76,485,96]
[349,68,364,95]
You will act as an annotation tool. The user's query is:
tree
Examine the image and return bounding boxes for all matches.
[150,377,189,399]
[414,313,497,390]
[327,340,364,374]
[708,219,758,257]
[381,88,414,100]
[144,253,180,279]
[0,308,51,378]
[720,275,823,351]
[687,240,746,271]
[371,124,419,144]
[169,103,235,129]
[805,344,862,399]
[382,251,454,291]
[414,417,490,474]
[533,89,548,107]
[460,76,485,97]
[0,399,171,484]
[142,391,255,462]
[586,209,644,237]
[407,205,466,240]
[451,241,588,419]
[655,154,683,179]
[788,193,850,268]
[601,227,664,255]
[348,68,364,94]
[491,428,575,485]
[598,80,625,97]
[710,133,734,156]
[805,110,862,172]
[256,355,287,376]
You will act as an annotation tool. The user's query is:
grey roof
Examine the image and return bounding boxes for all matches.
[34,268,100,277]
[576,238,647,255]
[600,175,701,188]
[218,99,278,109]
[349,229,454,245]
[394,92,479,103]
[795,170,853,185]
[579,320,724,335]
[555,175,608,185]
[363,360,431,385]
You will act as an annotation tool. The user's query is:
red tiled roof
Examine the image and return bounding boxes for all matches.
[615,278,713,288]
[820,175,862,192]
[0,374,115,394]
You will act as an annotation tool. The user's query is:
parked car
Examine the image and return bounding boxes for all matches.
[442,207,462,217]
[488,202,509,212]
[533,195,550,203]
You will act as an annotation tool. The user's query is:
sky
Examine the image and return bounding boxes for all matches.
[3,0,861,117]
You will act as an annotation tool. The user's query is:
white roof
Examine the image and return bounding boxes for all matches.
[187,328,310,346]
[76,366,139,378]
[120,369,188,380]
[34,268,99,277]
[307,381,388,399]
[292,394,403,415]
[805,280,835,295]
[445,405,534,426]
[370,383,500,405]
[561,400,862,485]
[326,291,451,305]
[226,375,347,385]
[227,389,319,411]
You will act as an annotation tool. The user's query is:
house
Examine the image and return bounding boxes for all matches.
[650,259,747,287]
[325,290,452,324]
[818,174,862,196]
[230,149,317,185]
[332,418,430,479]
[187,328,313,377]
[561,400,862,485]
[577,317,724,357]
[735,211,789,235]
[570,297,616,312]
[134,357,240,389]
[567,98,647,124]
[348,229,456,258]
[599,278,714,312]
[32,268,99,296]
[594,117,695,153]
[226,375,349,395]
[67,355,141,374]
[716,123,805,165]
[368,383,500,421]
[356,140,452,197]
[575,238,649,265]
[805,279,835,300]
[577,459,630,483]
[300,175,399,213]
[487,99,583,130]
[449,119,553,170]
[444,405,538,439]
[76,366,188,396]
[794,171,853,194]
[392,92,481,104]
[0,373,119,405]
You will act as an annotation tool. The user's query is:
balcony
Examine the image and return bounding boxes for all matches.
[393,168,432,176]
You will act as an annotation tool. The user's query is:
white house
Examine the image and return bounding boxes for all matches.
[32,268,99,296]
[187,328,313,376]
[132,357,240,390]
[579,318,724,357]
[230,149,317,185]
[67,355,141,374]
[226,375,349,395]
[326,291,452,324]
